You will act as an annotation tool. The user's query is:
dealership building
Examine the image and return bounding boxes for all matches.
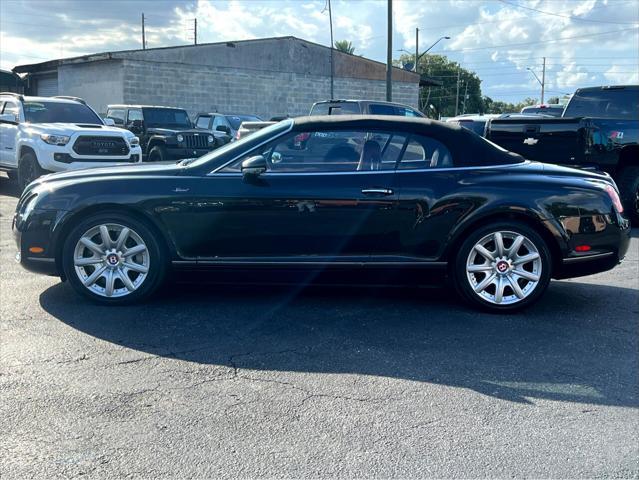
[13,36,425,118]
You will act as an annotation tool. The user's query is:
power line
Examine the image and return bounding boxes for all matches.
[445,26,639,53]
[497,0,639,25]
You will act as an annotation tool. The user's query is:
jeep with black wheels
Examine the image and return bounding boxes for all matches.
[0,93,142,190]
[106,105,218,162]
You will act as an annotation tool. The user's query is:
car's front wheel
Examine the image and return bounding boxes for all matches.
[147,144,168,162]
[62,213,167,304]
[454,222,552,312]
[18,152,46,190]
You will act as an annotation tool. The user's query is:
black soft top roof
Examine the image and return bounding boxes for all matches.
[291,115,525,166]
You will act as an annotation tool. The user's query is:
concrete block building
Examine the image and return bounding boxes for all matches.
[14,36,421,118]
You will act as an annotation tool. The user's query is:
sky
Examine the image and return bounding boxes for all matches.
[1,0,638,102]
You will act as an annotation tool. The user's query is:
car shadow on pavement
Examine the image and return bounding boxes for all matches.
[39,279,638,408]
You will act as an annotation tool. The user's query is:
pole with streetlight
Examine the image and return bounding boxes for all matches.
[527,57,546,104]
[399,34,450,71]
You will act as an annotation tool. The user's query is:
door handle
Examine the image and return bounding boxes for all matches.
[361,188,394,195]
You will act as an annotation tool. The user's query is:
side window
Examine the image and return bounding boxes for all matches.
[369,104,397,116]
[127,109,143,123]
[398,135,453,170]
[221,130,401,173]
[3,101,20,120]
[196,116,211,129]
[107,108,126,125]
[212,116,227,129]
[397,107,421,117]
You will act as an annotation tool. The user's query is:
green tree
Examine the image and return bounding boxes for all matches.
[334,40,355,55]
[483,96,537,114]
[398,53,484,119]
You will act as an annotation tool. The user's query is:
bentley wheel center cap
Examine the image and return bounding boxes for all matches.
[496,260,509,274]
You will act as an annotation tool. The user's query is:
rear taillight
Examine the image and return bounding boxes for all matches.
[604,185,624,213]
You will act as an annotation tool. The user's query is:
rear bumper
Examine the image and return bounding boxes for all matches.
[553,212,631,279]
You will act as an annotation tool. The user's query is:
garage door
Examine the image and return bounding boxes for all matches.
[36,75,58,97]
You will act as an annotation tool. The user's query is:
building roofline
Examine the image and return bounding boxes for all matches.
[13,36,418,80]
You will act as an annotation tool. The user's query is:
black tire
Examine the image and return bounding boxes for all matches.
[18,152,46,190]
[453,221,552,313]
[62,212,167,305]
[616,166,639,225]
[147,144,168,162]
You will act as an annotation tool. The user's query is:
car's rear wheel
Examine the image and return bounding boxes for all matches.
[147,144,168,162]
[18,152,46,190]
[454,222,552,312]
[62,213,167,304]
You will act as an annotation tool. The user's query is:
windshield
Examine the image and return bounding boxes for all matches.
[226,115,262,130]
[144,108,192,128]
[23,101,102,124]
[521,106,564,117]
[563,88,639,120]
[187,120,293,169]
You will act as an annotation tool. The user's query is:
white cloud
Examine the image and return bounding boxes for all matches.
[1,0,637,101]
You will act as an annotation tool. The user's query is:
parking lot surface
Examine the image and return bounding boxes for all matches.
[1,174,637,478]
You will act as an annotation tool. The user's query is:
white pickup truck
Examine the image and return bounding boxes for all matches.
[0,93,142,189]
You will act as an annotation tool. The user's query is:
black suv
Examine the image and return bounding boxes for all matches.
[106,105,217,161]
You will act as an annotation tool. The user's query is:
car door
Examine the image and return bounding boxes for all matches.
[0,101,20,168]
[160,128,400,262]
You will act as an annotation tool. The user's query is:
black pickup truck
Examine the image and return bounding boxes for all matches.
[485,85,639,223]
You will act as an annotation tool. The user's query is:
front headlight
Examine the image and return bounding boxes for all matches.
[129,136,140,147]
[207,135,215,143]
[40,134,70,145]
[176,134,184,143]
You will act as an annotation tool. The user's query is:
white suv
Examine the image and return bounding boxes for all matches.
[0,93,142,189]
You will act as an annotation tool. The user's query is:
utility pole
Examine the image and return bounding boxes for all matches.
[194,18,197,45]
[141,13,146,50]
[541,56,546,104]
[414,27,419,72]
[328,0,334,99]
[462,81,469,114]
[454,67,460,116]
[386,0,392,101]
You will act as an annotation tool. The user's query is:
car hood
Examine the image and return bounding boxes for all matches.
[26,123,131,136]
[30,163,183,188]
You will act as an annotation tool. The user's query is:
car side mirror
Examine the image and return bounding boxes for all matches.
[241,155,267,178]
[104,118,116,126]
[216,125,231,134]
[0,113,18,124]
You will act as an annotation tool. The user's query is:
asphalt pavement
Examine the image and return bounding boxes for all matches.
[1,173,637,478]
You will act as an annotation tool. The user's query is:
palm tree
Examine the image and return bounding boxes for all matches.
[334,40,355,55]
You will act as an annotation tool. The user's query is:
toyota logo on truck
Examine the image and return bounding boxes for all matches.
[92,140,116,152]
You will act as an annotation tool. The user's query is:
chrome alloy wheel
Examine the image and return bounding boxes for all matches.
[73,223,150,298]
[465,231,542,306]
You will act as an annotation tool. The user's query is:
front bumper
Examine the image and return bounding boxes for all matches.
[37,143,143,172]
[13,209,61,277]
[163,147,214,160]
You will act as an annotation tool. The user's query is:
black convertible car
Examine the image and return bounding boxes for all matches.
[13,116,631,312]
